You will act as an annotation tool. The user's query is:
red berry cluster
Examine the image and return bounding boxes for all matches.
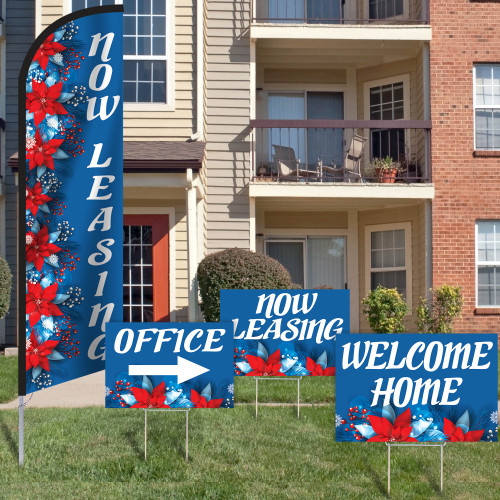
[342,406,369,441]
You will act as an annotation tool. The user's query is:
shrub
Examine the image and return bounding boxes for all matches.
[0,257,12,319]
[416,284,463,333]
[197,248,295,321]
[362,285,408,333]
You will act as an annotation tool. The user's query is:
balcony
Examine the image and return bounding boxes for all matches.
[251,0,430,41]
[250,119,432,189]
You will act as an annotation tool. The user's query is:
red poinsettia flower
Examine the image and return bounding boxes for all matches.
[26,226,61,271]
[443,418,484,442]
[191,389,223,408]
[130,381,170,408]
[306,357,336,376]
[26,281,64,328]
[33,33,66,70]
[26,80,68,126]
[367,408,418,442]
[26,129,64,171]
[245,349,285,376]
[26,331,59,372]
[26,182,52,216]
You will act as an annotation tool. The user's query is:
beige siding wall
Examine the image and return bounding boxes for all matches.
[124,194,189,322]
[358,203,427,332]
[205,0,251,252]
[41,0,197,141]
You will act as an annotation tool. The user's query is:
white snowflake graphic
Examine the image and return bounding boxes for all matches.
[26,137,36,150]
[42,318,53,329]
[26,338,32,350]
[46,116,59,130]
[335,414,342,428]
[26,234,34,245]
[105,387,111,397]
[52,53,63,64]
[47,254,59,266]
[491,411,498,425]
[227,383,234,394]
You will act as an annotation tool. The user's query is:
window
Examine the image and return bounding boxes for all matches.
[265,237,346,289]
[71,0,171,105]
[474,65,500,150]
[369,0,403,19]
[476,221,500,307]
[369,81,405,161]
[366,223,412,305]
[123,215,170,321]
[266,0,342,24]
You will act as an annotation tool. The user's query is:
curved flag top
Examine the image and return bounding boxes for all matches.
[19,6,124,395]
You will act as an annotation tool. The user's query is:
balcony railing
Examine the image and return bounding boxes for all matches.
[250,119,432,183]
[253,0,429,25]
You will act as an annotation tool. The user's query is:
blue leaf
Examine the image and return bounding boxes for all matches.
[235,361,251,374]
[355,424,377,439]
[48,230,61,243]
[257,342,268,361]
[39,204,50,213]
[457,410,470,434]
[142,376,153,393]
[201,383,212,401]
[382,405,396,425]
[316,350,328,369]
[410,420,432,438]
[120,394,137,406]
[52,294,69,304]
[165,389,182,405]
[420,429,446,442]
[280,358,297,373]
[57,92,75,103]
[53,149,69,159]
[37,165,46,178]
[52,29,65,42]
[26,262,34,271]
[32,220,40,234]
[44,74,58,87]
[40,277,51,288]
[47,350,65,361]
[32,366,43,380]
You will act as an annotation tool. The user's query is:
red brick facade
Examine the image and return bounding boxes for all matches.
[430,1,500,332]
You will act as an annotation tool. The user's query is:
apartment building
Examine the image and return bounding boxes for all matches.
[7,0,496,338]
[430,0,500,332]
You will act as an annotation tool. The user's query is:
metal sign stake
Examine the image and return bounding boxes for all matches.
[254,376,302,419]
[19,397,24,466]
[144,408,191,461]
[386,442,446,495]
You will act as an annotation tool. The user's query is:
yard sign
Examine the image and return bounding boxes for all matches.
[19,6,123,395]
[335,334,498,442]
[220,289,350,376]
[106,323,235,409]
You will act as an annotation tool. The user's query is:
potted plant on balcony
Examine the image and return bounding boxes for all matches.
[367,156,401,183]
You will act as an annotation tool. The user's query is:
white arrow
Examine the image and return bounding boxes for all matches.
[128,356,210,384]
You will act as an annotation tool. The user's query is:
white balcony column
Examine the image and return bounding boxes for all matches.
[249,197,256,251]
[347,209,359,331]
[186,168,198,322]
[425,199,432,293]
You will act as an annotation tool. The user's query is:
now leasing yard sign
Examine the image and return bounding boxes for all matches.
[106,323,235,409]
[335,334,498,442]
[220,290,350,376]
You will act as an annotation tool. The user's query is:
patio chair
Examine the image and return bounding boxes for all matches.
[272,144,318,181]
[320,134,366,182]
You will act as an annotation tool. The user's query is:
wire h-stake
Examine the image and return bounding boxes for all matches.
[254,376,302,419]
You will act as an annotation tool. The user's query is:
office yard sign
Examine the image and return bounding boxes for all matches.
[220,290,350,376]
[335,334,498,442]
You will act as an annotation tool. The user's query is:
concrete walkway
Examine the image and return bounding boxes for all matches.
[0,370,105,409]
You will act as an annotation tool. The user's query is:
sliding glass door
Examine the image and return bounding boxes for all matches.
[267,0,342,23]
[266,237,346,289]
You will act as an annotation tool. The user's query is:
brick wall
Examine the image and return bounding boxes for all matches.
[430,0,500,332]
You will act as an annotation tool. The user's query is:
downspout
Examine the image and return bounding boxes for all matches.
[190,0,204,141]
[186,168,198,321]
[423,41,432,293]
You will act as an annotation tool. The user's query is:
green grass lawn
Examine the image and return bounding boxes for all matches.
[0,355,498,498]
[0,355,17,403]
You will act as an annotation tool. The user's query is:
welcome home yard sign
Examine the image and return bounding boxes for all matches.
[220,290,350,376]
[106,323,235,409]
[335,334,498,442]
[19,6,123,395]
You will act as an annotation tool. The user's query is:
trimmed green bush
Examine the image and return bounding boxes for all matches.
[361,285,408,333]
[416,284,463,333]
[0,257,12,319]
[197,248,295,321]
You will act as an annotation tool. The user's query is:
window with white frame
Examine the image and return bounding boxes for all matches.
[474,64,500,150]
[366,223,411,303]
[369,0,404,19]
[71,0,171,104]
[476,221,500,307]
